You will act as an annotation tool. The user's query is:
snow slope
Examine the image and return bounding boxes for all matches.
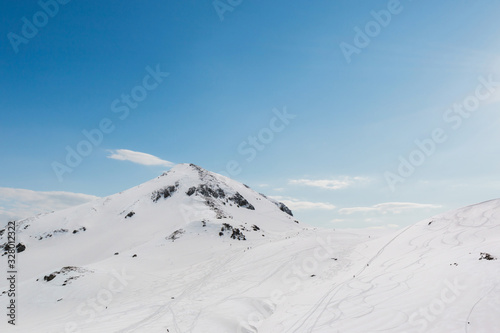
[0,164,499,332]
[278,199,500,333]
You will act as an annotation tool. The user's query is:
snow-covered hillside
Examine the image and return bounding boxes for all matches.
[0,164,499,332]
[278,199,500,333]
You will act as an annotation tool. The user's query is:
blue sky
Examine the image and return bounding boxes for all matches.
[1,0,500,228]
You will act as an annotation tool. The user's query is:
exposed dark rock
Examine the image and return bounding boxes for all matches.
[187,182,255,219]
[194,184,226,199]
[228,192,255,210]
[276,202,293,216]
[152,183,179,202]
[220,223,246,240]
[72,227,87,234]
[42,266,89,285]
[479,252,496,260]
[167,229,185,242]
[0,242,14,256]
[205,200,228,219]
[62,266,78,272]
[39,228,70,239]
[125,211,135,218]
[16,243,26,253]
[186,187,196,196]
[189,163,205,178]
[44,274,56,282]
[252,225,260,231]
[230,228,246,240]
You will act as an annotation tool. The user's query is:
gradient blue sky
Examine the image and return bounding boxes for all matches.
[1,0,500,228]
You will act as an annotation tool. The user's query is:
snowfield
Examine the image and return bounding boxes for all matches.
[1,164,499,332]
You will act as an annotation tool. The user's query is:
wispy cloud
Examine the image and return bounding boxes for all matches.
[339,202,442,215]
[289,176,369,190]
[107,149,174,167]
[0,188,99,225]
[271,196,336,211]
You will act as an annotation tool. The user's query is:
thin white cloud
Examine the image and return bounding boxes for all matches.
[339,202,442,215]
[0,188,99,224]
[107,149,174,167]
[289,176,369,190]
[271,196,336,211]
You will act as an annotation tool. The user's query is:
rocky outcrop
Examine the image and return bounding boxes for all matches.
[152,183,179,202]
[276,202,293,216]
[220,223,246,241]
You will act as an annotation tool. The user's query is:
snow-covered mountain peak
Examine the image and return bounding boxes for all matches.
[137,163,295,221]
[0,164,300,280]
